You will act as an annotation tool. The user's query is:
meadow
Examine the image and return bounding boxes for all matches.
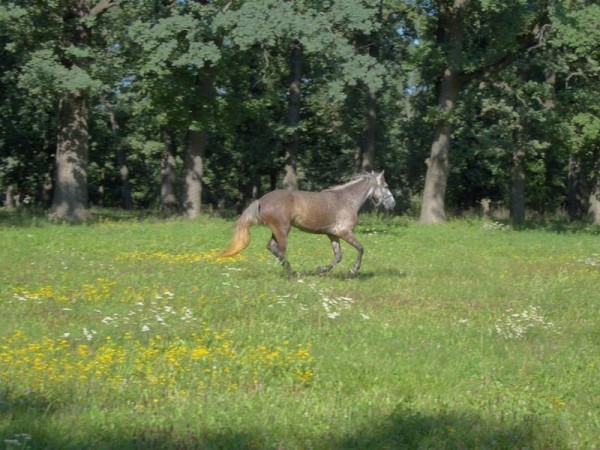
[1,210,599,449]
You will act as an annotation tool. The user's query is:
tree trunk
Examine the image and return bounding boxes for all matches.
[98,168,106,207]
[567,155,588,221]
[419,0,466,223]
[160,128,178,213]
[420,122,453,223]
[48,1,94,221]
[5,185,17,209]
[41,168,53,209]
[353,134,363,173]
[282,39,303,190]
[182,74,214,219]
[40,132,55,209]
[359,10,381,174]
[46,0,116,220]
[182,129,206,218]
[590,156,600,225]
[48,91,92,221]
[589,191,600,225]
[510,148,526,224]
[361,88,377,172]
[109,109,133,209]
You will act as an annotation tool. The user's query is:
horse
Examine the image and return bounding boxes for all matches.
[218,171,395,278]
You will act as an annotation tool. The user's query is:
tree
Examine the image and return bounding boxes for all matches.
[107,104,134,209]
[2,0,599,222]
[218,0,384,190]
[417,0,549,223]
[160,128,179,213]
[127,0,222,217]
[281,39,303,190]
[549,0,600,223]
[1,0,119,221]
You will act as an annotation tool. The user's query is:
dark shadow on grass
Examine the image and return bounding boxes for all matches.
[528,221,600,235]
[234,264,407,281]
[313,268,408,280]
[0,207,173,228]
[0,207,47,227]
[126,427,267,450]
[1,388,567,449]
[0,389,60,416]
[8,409,567,450]
[327,404,566,450]
[1,390,267,450]
[4,427,268,450]
[264,267,409,281]
[499,218,600,235]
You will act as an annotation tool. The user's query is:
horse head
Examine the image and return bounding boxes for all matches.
[372,171,396,210]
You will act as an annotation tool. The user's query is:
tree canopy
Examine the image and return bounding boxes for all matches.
[1,0,599,223]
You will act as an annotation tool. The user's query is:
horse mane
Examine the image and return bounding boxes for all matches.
[324,172,377,192]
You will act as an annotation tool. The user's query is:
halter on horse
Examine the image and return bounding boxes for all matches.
[219,171,395,278]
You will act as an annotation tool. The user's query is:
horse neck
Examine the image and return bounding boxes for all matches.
[338,177,375,211]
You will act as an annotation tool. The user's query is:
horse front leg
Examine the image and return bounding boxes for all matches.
[267,234,293,279]
[316,235,341,274]
[339,230,363,276]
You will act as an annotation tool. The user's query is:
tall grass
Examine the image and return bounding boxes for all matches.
[1,212,599,449]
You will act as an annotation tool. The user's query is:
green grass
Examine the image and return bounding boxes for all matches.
[1,212,599,449]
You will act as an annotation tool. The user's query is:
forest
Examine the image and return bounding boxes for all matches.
[1,0,599,224]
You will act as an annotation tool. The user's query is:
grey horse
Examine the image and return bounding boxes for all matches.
[219,171,395,277]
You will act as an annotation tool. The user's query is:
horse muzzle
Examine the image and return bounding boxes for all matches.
[382,194,396,210]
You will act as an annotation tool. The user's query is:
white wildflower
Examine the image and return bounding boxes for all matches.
[579,254,600,268]
[83,328,97,341]
[322,295,353,319]
[180,307,194,321]
[493,306,554,340]
[483,221,511,232]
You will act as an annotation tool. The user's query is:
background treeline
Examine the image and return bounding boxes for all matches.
[1,0,599,224]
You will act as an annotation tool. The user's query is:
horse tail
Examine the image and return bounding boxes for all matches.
[218,200,261,258]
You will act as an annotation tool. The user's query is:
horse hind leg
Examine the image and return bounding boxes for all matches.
[316,235,341,274]
[267,233,293,279]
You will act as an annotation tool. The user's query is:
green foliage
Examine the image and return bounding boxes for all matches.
[19,49,103,94]
[1,0,600,218]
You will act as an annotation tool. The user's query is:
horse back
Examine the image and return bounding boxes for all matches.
[259,189,349,234]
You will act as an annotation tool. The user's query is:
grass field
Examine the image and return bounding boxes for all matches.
[1,210,599,449]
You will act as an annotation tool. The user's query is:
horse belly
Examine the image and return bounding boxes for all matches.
[290,194,338,234]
